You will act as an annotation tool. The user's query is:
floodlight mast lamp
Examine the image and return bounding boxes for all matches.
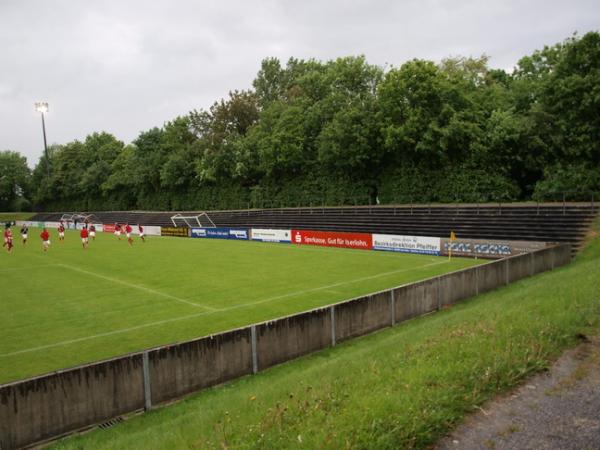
[35,102,50,177]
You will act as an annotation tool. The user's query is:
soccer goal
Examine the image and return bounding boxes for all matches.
[60,212,99,225]
[170,212,216,228]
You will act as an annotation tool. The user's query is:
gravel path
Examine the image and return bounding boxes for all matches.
[435,336,600,450]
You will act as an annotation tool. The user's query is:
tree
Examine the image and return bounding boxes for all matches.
[190,90,259,184]
[0,151,31,211]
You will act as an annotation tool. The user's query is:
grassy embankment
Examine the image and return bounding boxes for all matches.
[52,222,600,449]
[0,212,34,222]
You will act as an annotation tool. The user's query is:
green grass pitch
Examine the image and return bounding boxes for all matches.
[1,229,483,384]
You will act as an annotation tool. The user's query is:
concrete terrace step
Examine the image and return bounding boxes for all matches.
[29,203,599,254]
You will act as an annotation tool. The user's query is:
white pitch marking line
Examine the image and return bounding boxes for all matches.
[1,260,447,357]
[220,260,448,312]
[56,263,216,312]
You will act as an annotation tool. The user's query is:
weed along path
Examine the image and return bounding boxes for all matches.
[435,335,600,450]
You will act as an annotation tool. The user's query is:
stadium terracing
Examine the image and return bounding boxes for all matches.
[30,202,599,254]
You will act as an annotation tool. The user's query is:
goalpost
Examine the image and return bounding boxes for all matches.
[170,212,216,228]
[59,212,99,227]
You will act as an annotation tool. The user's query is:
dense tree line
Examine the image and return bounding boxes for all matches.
[2,32,599,212]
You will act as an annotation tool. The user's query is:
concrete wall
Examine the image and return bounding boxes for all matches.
[507,252,532,284]
[553,243,572,267]
[0,355,144,450]
[393,278,439,321]
[256,308,332,370]
[149,328,253,405]
[439,268,479,306]
[335,291,392,342]
[0,244,571,450]
[477,259,508,294]
[534,246,555,273]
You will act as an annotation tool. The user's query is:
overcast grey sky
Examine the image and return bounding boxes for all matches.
[1,0,598,166]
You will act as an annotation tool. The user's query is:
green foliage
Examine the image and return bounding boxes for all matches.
[20,31,600,211]
[0,150,31,211]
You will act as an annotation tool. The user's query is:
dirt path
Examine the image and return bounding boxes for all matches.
[435,336,600,450]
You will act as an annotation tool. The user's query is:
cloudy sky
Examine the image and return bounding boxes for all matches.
[1,0,598,166]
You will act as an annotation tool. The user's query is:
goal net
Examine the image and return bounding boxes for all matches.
[170,212,216,228]
[60,212,99,225]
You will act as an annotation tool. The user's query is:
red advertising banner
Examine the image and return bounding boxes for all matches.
[103,224,115,233]
[292,229,373,250]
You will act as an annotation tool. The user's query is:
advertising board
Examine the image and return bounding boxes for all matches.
[44,221,61,229]
[16,221,40,228]
[103,224,116,233]
[161,226,190,237]
[142,225,161,236]
[441,238,548,258]
[190,227,249,240]
[372,234,441,255]
[292,229,372,250]
[250,228,292,243]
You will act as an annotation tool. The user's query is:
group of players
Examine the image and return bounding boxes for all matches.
[3,221,145,253]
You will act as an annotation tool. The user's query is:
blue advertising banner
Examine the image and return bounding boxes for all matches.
[191,227,249,240]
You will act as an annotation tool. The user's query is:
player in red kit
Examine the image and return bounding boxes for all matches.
[4,226,14,253]
[57,223,65,242]
[125,223,133,246]
[89,224,96,240]
[40,228,50,252]
[138,224,145,242]
[80,227,89,249]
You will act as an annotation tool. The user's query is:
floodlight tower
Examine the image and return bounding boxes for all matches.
[35,102,50,177]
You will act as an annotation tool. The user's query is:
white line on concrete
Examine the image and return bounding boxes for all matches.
[1,260,447,357]
[56,263,216,312]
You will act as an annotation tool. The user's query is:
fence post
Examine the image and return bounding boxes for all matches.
[142,351,152,411]
[390,290,396,326]
[330,306,336,347]
[251,325,258,374]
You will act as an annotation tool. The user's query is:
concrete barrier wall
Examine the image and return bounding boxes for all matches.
[477,259,507,294]
[553,244,572,268]
[149,328,253,405]
[439,268,479,306]
[0,244,571,449]
[534,246,555,273]
[256,308,332,370]
[507,252,532,284]
[0,355,144,450]
[335,291,392,342]
[393,278,439,321]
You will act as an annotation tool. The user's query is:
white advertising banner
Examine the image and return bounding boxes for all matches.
[17,220,40,228]
[372,234,441,255]
[143,226,162,236]
[251,228,292,243]
[44,221,61,229]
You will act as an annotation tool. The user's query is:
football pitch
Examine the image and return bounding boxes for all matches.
[1,230,484,384]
